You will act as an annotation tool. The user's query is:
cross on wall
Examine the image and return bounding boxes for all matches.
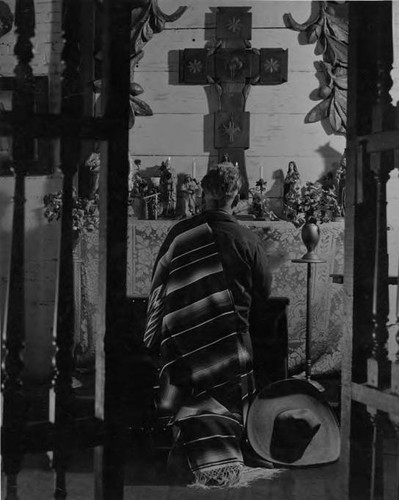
[179,6,288,197]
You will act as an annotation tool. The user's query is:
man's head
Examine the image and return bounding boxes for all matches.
[201,164,241,212]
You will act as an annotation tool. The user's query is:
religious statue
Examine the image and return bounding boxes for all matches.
[159,157,177,218]
[180,174,200,217]
[192,183,204,214]
[143,177,161,220]
[283,161,301,208]
[80,152,101,199]
[129,158,148,197]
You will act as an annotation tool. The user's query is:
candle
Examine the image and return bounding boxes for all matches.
[259,166,264,179]
[192,158,196,179]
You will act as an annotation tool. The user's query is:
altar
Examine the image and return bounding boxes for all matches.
[74,219,345,376]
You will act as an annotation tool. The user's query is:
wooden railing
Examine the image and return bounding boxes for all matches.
[342,3,399,499]
[2,2,35,498]
[1,0,124,498]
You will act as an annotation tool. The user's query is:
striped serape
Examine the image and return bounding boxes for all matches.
[144,222,255,486]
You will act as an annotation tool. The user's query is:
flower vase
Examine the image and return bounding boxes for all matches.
[300,220,322,261]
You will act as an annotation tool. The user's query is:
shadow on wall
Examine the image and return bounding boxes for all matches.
[265,169,285,217]
[316,142,343,186]
[0,174,63,384]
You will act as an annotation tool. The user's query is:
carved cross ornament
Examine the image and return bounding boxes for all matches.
[179,7,288,197]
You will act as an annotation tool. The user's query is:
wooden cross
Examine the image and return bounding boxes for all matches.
[179,6,288,197]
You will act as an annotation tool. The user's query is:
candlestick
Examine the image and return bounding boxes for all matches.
[259,166,264,179]
[192,158,196,179]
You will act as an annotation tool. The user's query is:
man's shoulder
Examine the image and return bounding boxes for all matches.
[228,221,263,244]
[167,214,205,238]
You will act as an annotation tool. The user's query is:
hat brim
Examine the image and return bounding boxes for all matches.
[246,379,340,466]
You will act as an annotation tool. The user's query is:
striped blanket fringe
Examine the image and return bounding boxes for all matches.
[193,464,243,487]
[189,466,284,489]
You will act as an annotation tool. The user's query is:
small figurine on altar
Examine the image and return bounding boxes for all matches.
[181,174,199,217]
[219,152,236,169]
[283,161,301,218]
[129,158,148,196]
[159,157,177,218]
[83,152,101,198]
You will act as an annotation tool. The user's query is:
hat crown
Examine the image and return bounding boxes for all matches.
[270,408,321,463]
[277,408,321,427]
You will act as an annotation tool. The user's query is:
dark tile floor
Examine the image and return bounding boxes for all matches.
[2,451,347,500]
[3,373,389,500]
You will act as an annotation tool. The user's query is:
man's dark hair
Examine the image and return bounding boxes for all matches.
[201,165,241,202]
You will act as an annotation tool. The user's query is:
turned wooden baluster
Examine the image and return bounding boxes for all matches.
[369,154,391,388]
[368,13,394,388]
[367,5,395,500]
[1,1,35,499]
[49,1,82,498]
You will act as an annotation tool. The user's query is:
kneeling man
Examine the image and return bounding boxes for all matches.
[144,164,273,486]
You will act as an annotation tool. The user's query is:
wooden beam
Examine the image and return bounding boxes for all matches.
[351,383,399,416]
[358,130,399,154]
[0,111,116,140]
[330,274,398,286]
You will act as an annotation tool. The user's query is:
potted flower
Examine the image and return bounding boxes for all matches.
[285,181,336,261]
[284,181,319,227]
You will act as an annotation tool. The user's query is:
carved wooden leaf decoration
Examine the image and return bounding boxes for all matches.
[306,98,331,124]
[325,35,348,66]
[128,107,135,129]
[285,2,348,136]
[130,82,144,96]
[329,102,342,132]
[130,96,153,117]
[332,87,347,131]
[283,11,320,32]
[331,67,347,90]
[325,13,348,41]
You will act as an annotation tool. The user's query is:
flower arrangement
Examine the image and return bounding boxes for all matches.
[43,189,99,236]
[43,154,168,233]
[284,181,339,227]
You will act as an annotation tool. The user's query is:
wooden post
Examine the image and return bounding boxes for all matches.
[341,2,378,497]
[94,1,131,498]
[1,1,35,498]
[366,5,395,500]
[49,1,82,498]
[341,3,397,499]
